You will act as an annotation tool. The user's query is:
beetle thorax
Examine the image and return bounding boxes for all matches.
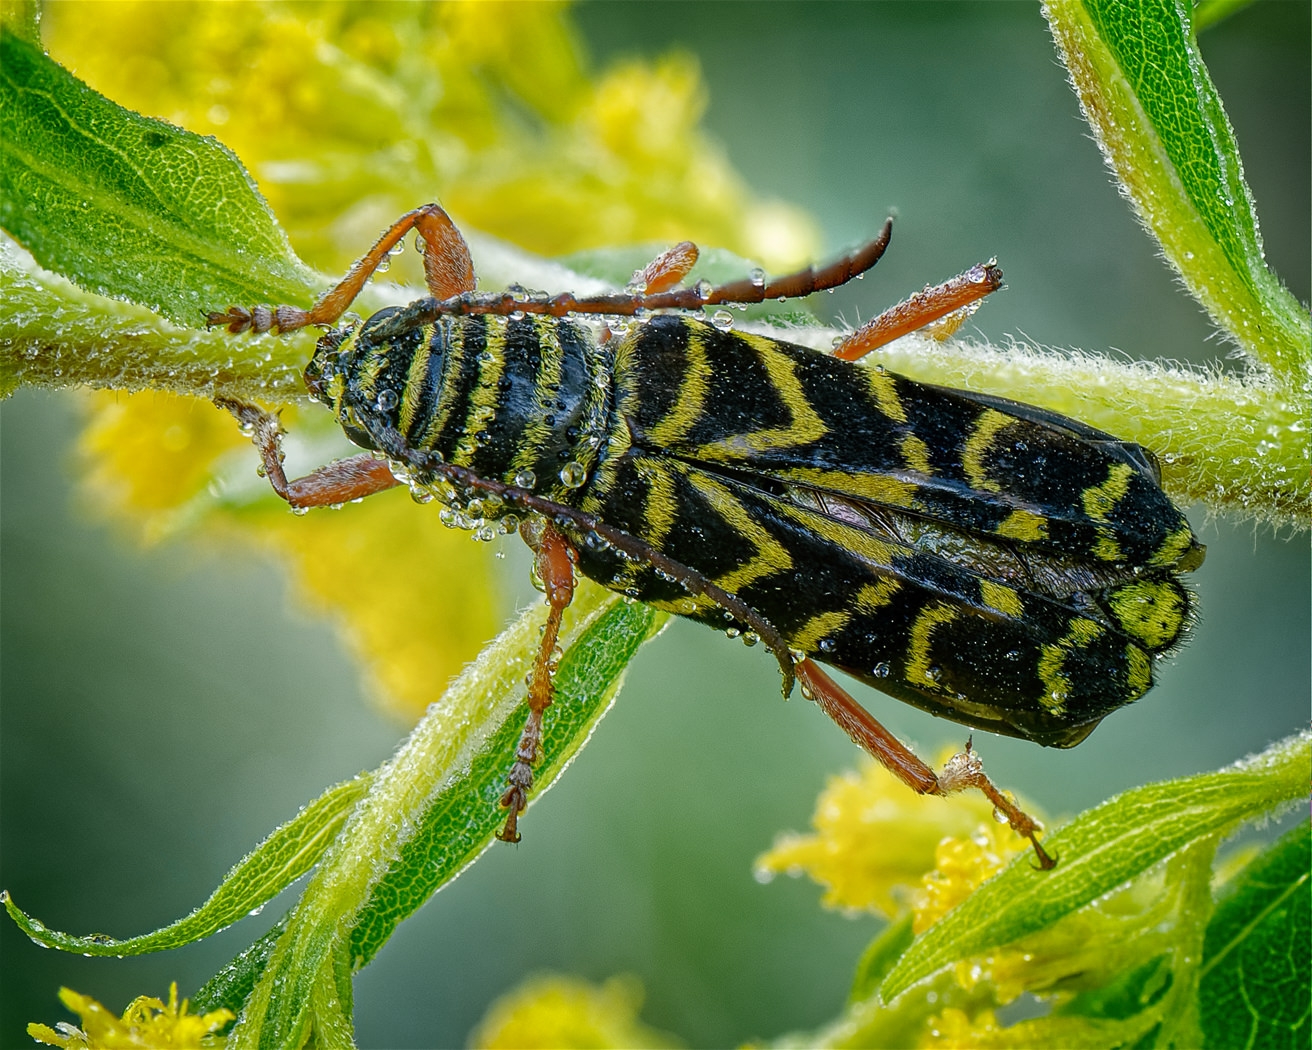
[306,307,615,527]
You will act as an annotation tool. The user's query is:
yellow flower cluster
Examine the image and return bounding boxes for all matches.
[28,984,232,1050]
[45,1,815,272]
[469,973,679,1050]
[755,756,1033,920]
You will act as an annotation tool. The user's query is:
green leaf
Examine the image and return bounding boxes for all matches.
[228,585,663,1049]
[1199,821,1312,1049]
[2,774,369,956]
[1042,0,1310,377]
[192,919,287,1024]
[880,730,1311,1002]
[848,914,915,1005]
[0,33,317,328]
[1192,0,1261,33]
[0,235,314,400]
[1058,955,1173,1022]
[0,0,40,43]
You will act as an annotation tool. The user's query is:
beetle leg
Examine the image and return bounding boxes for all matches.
[634,241,700,294]
[794,658,1055,869]
[830,262,1004,361]
[498,520,578,843]
[207,204,476,334]
[215,398,401,508]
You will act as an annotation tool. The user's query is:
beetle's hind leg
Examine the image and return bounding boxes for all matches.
[794,658,1055,869]
[498,520,578,843]
[215,398,401,508]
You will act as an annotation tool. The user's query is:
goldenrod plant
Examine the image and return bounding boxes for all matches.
[1,2,1306,1047]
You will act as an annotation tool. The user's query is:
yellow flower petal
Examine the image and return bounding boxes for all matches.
[912,827,1030,935]
[29,984,232,1049]
[249,486,503,722]
[920,1006,1003,1049]
[77,391,249,533]
[44,2,816,270]
[470,974,680,1050]
[757,757,1037,919]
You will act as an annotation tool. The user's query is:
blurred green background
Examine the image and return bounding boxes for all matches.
[2,3,1307,1047]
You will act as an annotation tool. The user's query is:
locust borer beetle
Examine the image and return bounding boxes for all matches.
[210,204,1204,869]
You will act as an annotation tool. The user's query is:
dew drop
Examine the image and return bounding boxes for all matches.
[514,468,537,489]
[559,461,587,488]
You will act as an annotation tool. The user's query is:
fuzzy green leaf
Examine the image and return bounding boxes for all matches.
[1199,821,1312,1049]
[192,920,287,1024]
[880,731,1311,1002]
[1,775,368,956]
[1042,0,1310,377]
[228,586,663,1049]
[0,33,317,328]
[347,591,663,968]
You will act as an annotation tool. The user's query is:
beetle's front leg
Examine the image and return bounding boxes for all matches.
[794,658,1055,869]
[498,520,578,843]
[215,398,401,508]
[207,203,476,334]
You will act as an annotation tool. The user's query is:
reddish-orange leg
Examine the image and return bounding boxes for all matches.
[831,261,1004,362]
[214,398,401,507]
[795,660,1053,869]
[635,240,700,294]
[498,521,578,843]
[208,203,476,333]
